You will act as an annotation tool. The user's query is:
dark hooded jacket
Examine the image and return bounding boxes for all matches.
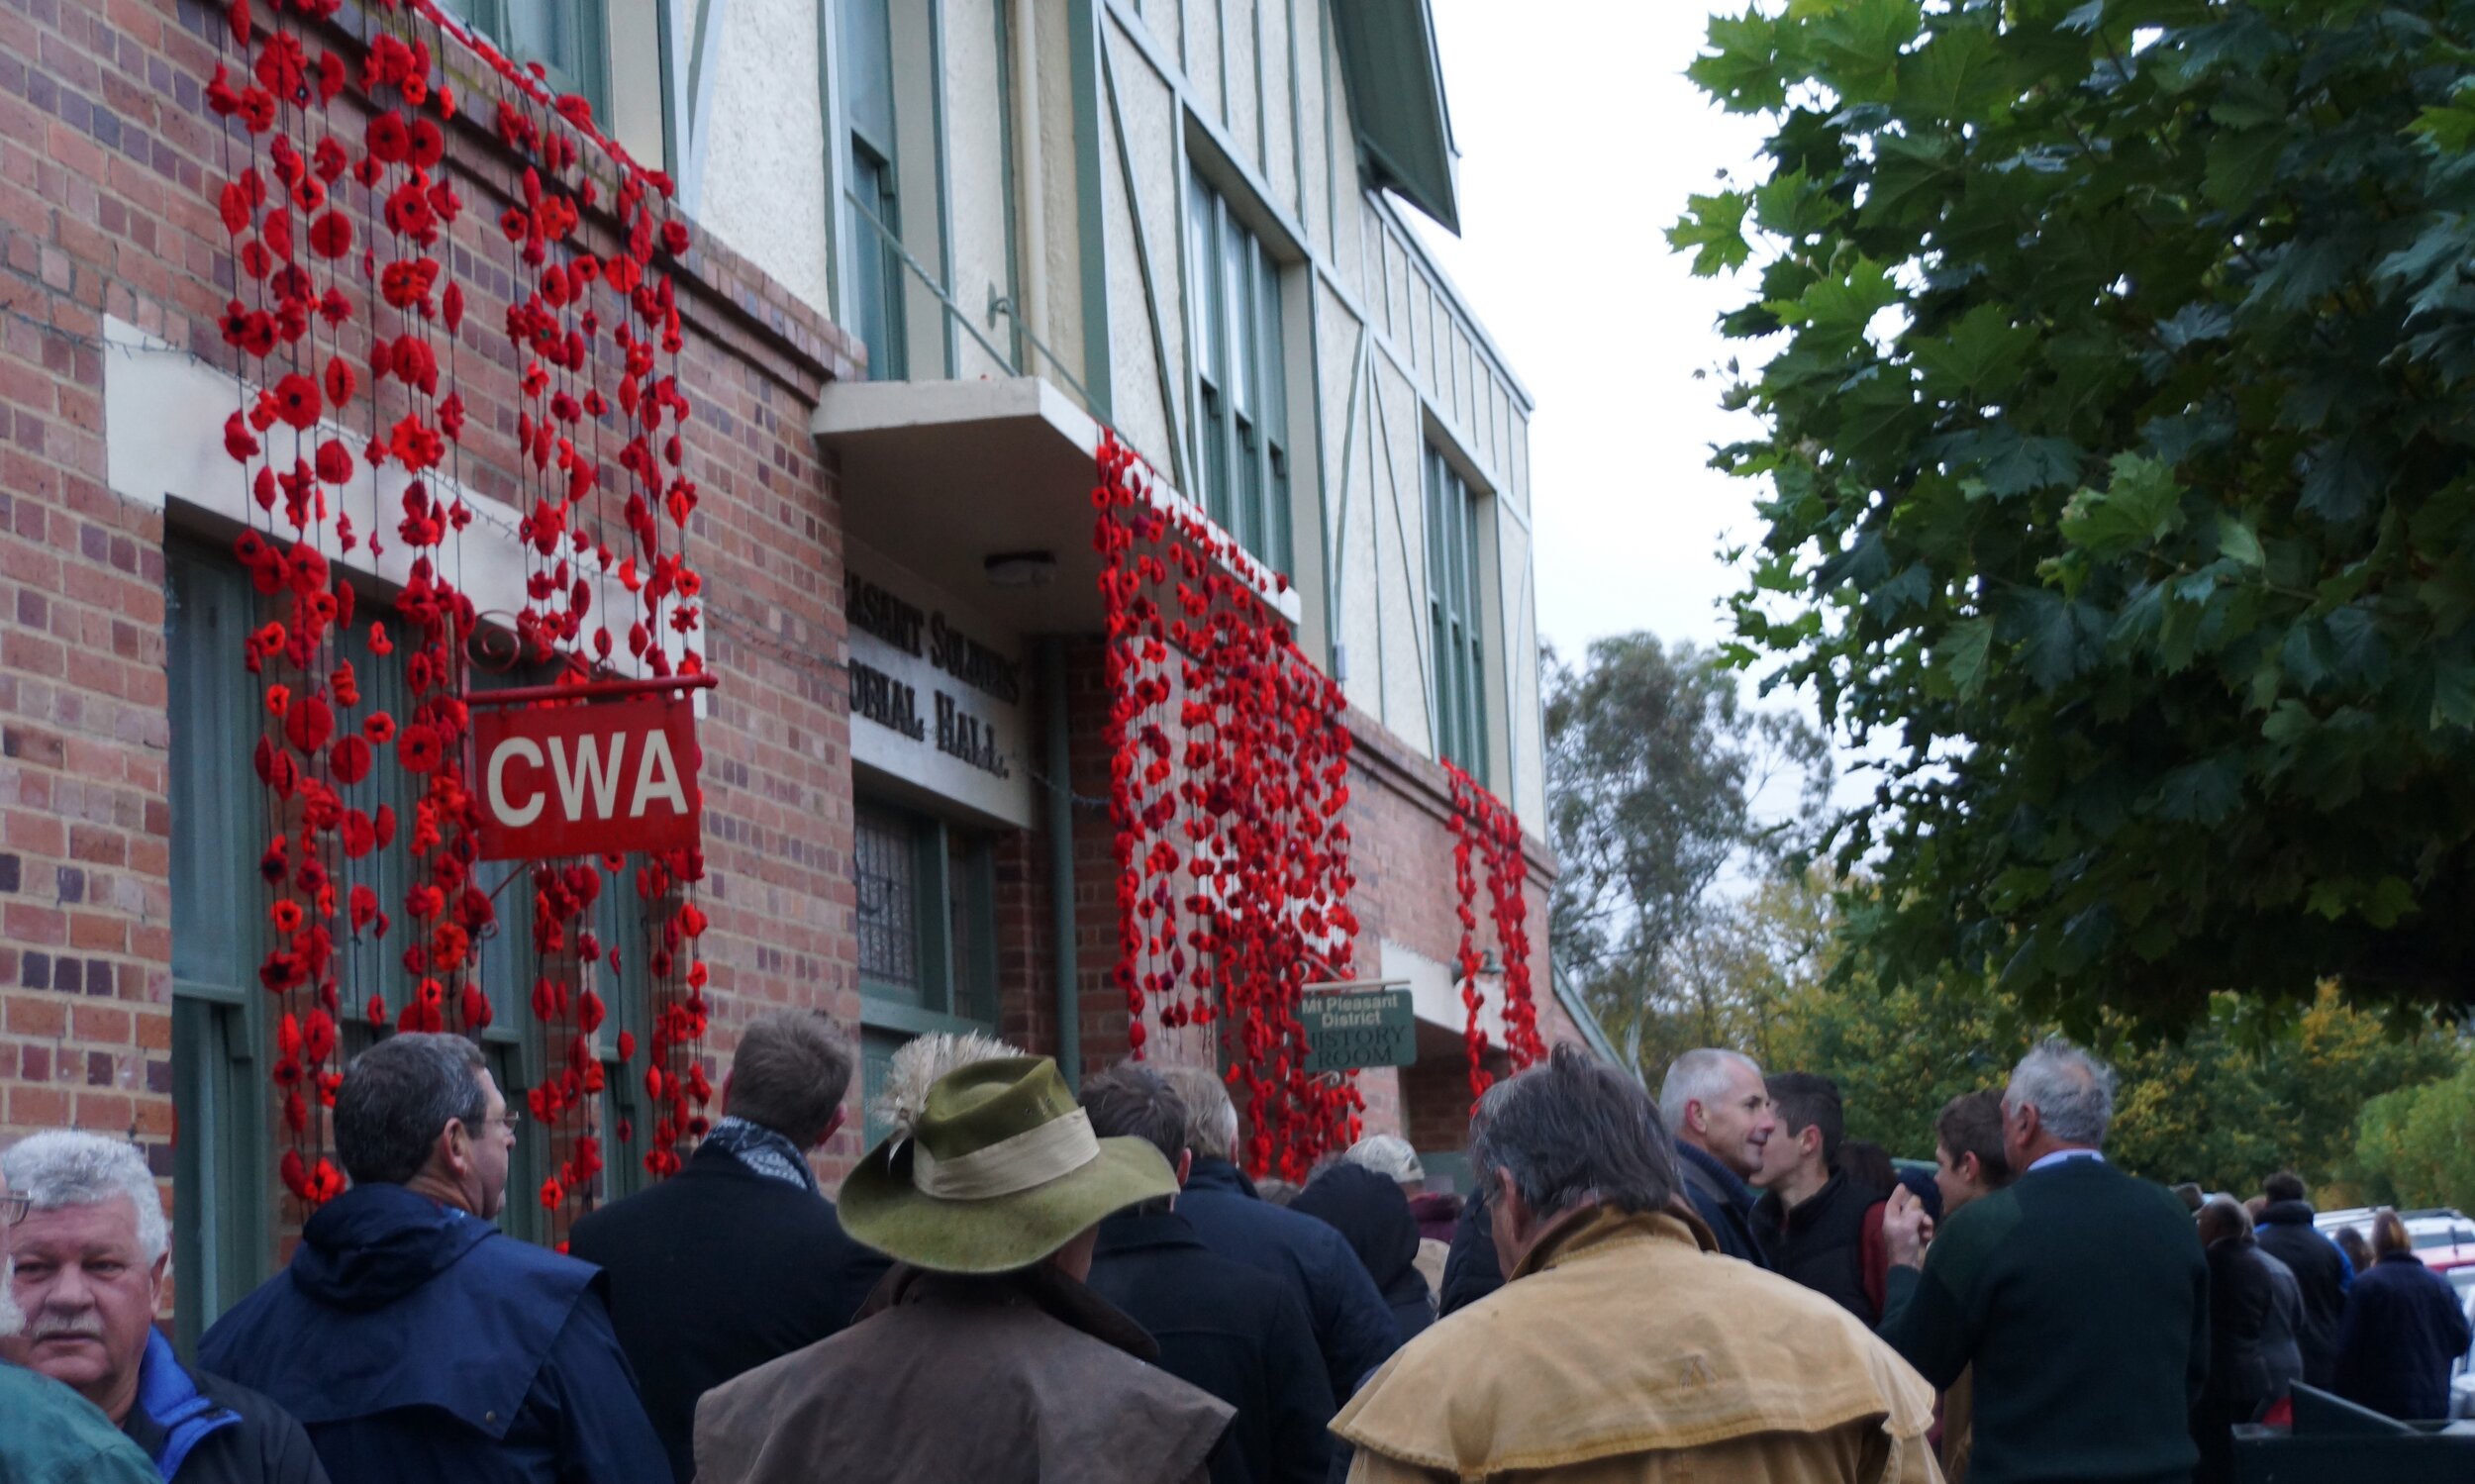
[199,1182,669,1484]
[2332,1249,2474,1422]
[1436,1183,1503,1318]
[2251,1200,2350,1389]
[1088,1206,1335,1484]
[1289,1166,1434,1345]
[121,1329,328,1484]
[1177,1157,1401,1400]
[1675,1139,1771,1269]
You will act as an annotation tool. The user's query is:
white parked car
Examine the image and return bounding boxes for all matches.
[2316,1206,2475,1274]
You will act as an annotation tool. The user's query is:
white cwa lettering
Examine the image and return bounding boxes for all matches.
[550,734,627,821]
[630,730,688,818]
[488,738,546,827]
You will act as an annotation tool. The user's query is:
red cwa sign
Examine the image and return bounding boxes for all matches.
[471,693,702,860]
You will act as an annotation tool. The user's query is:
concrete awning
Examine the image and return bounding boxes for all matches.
[812,376,1300,634]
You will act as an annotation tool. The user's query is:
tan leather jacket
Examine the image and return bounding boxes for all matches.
[694,1264,1233,1484]
[1334,1206,1940,1484]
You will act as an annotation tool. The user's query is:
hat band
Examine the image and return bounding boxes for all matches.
[913,1106,1103,1201]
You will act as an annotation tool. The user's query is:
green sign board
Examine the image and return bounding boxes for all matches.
[1303,989,1418,1073]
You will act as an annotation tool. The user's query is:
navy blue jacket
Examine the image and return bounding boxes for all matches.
[1177,1158,1401,1401]
[1676,1140,1770,1269]
[1089,1207,1335,1484]
[200,1183,669,1484]
[567,1141,890,1481]
[1436,1185,1502,1318]
[124,1329,327,1484]
[2331,1249,2473,1421]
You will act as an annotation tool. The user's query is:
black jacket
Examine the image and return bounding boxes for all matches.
[200,1182,668,1484]
[2333,1249,2474,1421]
[2252,1200,2349,1390]
[1177,1158,1401,1400]
[122,1330,328,1484]
[1753,1168,1881,1323]
[1088,1207,1336,1484]
[1675,1140,1770,1269]
[1436,1184,1502,1318]
[2202,1237,2305,1421]
[566,1140,892,1481]
[1288,1166,1435,1346]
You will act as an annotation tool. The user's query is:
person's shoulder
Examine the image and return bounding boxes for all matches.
[0,1365,158,1481]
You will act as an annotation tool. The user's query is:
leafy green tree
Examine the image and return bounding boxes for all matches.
[2350,1053,2475,1211]
[1677,0,2475,1023]
[1542,635,1830,1067]
[1701,875,2458,1190]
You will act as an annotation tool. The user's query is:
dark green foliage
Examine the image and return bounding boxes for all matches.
[1680,0,2475,1023]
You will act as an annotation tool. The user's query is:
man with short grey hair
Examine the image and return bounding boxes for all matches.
[1878,1039,2208,1484]
[1157,1063,1399,1402]
[1657,1047,1775,1266]
[569,1010,890,1482]
[202,1032,667,1484]
[0,1152,161,1484]
[1334,1044,1937,1481]
[1,1131,325,1483]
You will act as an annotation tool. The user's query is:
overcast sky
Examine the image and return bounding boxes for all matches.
[1414,2,1773,670]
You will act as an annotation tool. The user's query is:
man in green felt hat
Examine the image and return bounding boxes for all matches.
[692,1053,1236,1484]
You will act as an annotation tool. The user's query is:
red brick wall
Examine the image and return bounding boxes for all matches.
[0,0,866,1239]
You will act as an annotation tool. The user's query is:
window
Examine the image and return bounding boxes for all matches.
[167,547,273,1352]
[839,0,906,380]
[436,0,670,172]
[853,796,998,1144]
[1187,171,1291,571]
[1425,443,1488,775]
[166,539,654,1328]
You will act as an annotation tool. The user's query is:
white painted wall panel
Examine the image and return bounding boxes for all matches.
[698,0,831,315]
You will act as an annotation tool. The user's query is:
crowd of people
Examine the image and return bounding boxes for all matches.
[1,1011,2468,1482]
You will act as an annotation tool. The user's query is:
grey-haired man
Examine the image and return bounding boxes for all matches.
[1877,1039,2209,1484]
[1,1131,325,1483]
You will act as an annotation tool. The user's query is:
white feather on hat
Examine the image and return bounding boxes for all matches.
[872,1030,1024,1138]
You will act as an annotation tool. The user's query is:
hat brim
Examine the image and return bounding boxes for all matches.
[840,1134,1177,1274]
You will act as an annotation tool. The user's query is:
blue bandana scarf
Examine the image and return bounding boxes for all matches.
[704,1116,819,1193]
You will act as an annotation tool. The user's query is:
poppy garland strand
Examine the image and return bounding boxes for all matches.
[208,0,710,1219]
[1445,761,1546,1109]
[1095,432,1363,1181]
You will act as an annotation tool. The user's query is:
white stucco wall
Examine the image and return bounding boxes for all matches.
[696,0,832,317]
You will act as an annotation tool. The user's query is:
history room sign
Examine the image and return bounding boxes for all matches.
[1302,986,1419,1074]
[844,550,1034,828]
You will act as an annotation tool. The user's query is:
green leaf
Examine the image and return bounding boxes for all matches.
[1896,22,2004,123]
[2431,663,2475,730]
[2155,758,2242,825]
[2217,516,2266,569]
[2058,1,2105,35]
[1973,427,2083,499]
[2362,877,2418,930]
[1808,0,1925,105]
[2298,438,2379,526]
[1766,255,1901,358]
[1910,303,2036,399]
[1941,616,1997,699]
[2280,619,2337,694]
[1753,168,1840,241]
[1669,191,1754,276]
[2204,127,2288,210]
[2058,452,2185,555]
[1689,9,1793,115]
[1861,131,1956,229]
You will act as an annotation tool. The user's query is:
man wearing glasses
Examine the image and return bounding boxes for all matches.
[0,1157,159,1482]
[202,1032,668,1484]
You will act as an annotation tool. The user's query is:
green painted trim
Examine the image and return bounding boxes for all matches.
[1551,961,1629,1078]
[1325,326,1366,675]
[929,0,958,378]
[1501,515,1530,805]
[1040,639,1081,1091]
[856,997,997,1039]
[685,0,716,148]
[1302,246,1332,667]
[1250,0,1266,171]
[1214,0,1227,128]
[1369,370,1436,751]
[1285,0,1305,224]
[1318,0,1335,258]
[1069,0,1112,419]
[1172,128,1198,485]
[1101,32,1189,492]
[819,0,848,323]
[994,0,1023,369]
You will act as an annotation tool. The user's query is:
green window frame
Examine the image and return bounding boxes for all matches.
[1187,170,1292,572]
[167,546,273,1353]
[442,0,612,121]
[1425,443,1489,776]
[853,795,998,1144]
[839,0,906,381]
[167,538,654,1335]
